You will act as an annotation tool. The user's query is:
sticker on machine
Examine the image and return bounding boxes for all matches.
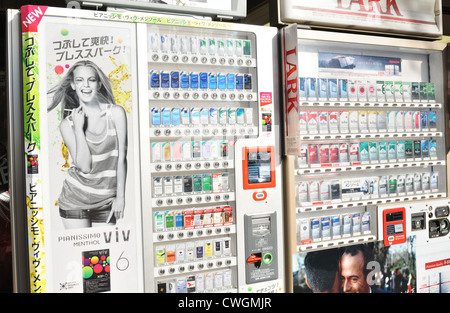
[260,92,272,106]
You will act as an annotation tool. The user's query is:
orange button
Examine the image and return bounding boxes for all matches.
[253,191,267,201]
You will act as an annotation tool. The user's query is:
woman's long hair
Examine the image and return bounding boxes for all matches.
[47,60,116,112]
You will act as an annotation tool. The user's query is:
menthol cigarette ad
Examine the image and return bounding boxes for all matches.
[82,249,110,293]
[341,178,363,201]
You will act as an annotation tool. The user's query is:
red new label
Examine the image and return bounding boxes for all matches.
[21,5,48,33]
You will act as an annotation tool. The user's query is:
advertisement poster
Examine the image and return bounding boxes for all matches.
[279,0,442,38]
[318,52,402,76]
[293,237,416,293]
[23,7,142,292]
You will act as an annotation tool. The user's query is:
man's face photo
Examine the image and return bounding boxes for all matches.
[339,250,370,293]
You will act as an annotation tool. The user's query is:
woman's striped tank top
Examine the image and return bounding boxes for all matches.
[58,103,118,212]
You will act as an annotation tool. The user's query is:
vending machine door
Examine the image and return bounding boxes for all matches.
[282,26,447,293]
[137,19,284,293]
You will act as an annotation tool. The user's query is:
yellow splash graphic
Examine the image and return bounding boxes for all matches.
[61,141,70,169]
[109,56,132,113]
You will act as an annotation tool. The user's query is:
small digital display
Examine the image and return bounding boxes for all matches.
[247,151,272,184]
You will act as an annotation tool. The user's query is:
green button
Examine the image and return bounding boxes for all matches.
[263,253,273,264]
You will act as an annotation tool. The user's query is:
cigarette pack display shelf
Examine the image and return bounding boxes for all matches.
[153,224,236,243]
[298,234,377,252]
[300,101,441,108]
[297,160,445,175]
[297,192,445,213]
[148,51,256,68]
[154,255,237,277]
[149,126,258,138]
[300,131,442,141]
[149,89,258,102]
[152,191,235,208]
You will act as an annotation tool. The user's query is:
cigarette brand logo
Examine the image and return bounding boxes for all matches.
[336,0,402,16]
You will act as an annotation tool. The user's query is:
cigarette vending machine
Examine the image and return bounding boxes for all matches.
[280,25,448,293]
[7,5,285,293]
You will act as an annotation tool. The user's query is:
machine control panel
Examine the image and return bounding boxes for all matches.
[244,212,278,284]
[383,207,406,246]
[429,206,449,238]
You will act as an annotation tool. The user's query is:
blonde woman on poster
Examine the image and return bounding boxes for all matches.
[48,60,127,229]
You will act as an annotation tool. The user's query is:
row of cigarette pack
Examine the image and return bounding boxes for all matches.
[154,206,233,232]
[300,110,437,135]
[155,237,232,266]
[297,212,371,245]
[300,78,436,103]
[298,171,439,205]
[152,140,231,163]
[151,107,253,127]
[150,70,252,90]
[156,269,234,293]
[298,139,437,167]
[153,173,231,197]
[149,33,252,57]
